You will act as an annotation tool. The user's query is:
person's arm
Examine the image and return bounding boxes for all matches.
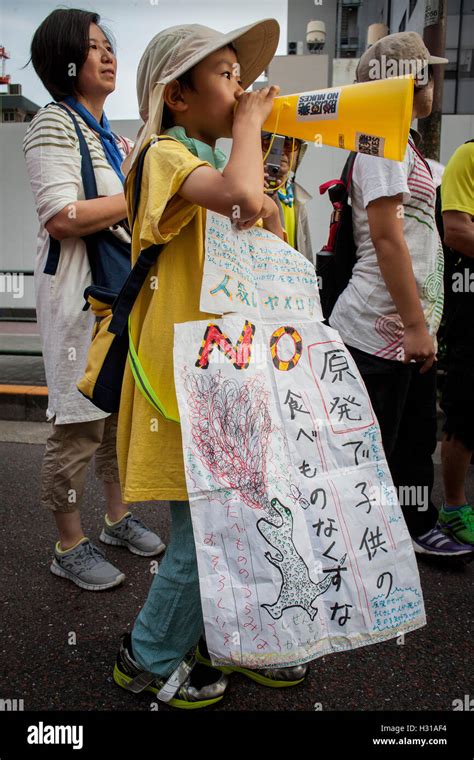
[45,194,128,240]
[442,210,474,258]
[178,86,280,223]
[366,194,436,372]
[262,211,285,240]
[24,106,129,241]
[234,194,285,239]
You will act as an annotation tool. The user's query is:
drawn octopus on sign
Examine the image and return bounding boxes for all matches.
[184,371,345,621]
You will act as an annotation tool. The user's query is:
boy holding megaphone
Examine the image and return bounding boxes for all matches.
[113,19,314,711]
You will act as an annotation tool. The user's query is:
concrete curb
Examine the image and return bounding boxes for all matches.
[0,386,48,422]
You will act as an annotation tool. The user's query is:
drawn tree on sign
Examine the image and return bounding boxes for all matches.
[185,370,345,620]
[185,372,273,511]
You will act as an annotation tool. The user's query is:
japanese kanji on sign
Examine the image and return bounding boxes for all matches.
[173,213,426,668]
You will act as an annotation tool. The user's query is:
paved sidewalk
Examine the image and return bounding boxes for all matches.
[0,421,472,712]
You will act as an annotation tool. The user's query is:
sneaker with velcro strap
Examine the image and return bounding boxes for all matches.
[196,637,309,688]
[113,633,228,709]
[412,526,473,557]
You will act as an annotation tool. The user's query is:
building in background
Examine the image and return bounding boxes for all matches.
[253,0,472,258]
[0,47,39,121]
[1,83,39,122]
[443,0,473,115]
[278,0,473,118]
[336,0,363,59]
[361,0,473,115]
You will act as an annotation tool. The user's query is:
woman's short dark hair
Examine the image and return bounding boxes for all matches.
[27,8,115,102]
[161,43,238,131]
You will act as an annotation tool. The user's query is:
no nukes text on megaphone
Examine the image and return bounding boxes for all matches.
[261,76,414,162]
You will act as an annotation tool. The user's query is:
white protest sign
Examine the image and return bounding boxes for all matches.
[174,314,426,669]
[201,211,322,322]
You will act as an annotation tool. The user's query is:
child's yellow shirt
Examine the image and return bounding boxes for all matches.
[117,136,219,502]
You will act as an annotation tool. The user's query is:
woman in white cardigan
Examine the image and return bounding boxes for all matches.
[23,8,164,591]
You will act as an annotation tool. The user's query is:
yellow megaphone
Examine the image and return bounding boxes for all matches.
[262,76,414,161]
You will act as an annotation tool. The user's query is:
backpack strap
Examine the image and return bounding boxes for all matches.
[127,134,174,231]
[112,135,180,422]
[319,151,357,203]
[106,136,173,336]
[341,151,357,194]
[55,103,99,199]
[43,102,99,276]
[43,236,61,276]
[408,132,433,178]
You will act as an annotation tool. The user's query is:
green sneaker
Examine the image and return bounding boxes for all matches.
[114,633,228,709]
[438,504,474,545]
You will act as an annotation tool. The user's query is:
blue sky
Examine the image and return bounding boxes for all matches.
[1,0,288,119]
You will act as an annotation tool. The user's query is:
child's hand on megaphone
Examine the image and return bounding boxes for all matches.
[233,84,280,129]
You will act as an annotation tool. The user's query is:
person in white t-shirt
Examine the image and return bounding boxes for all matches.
[330,32,472,558]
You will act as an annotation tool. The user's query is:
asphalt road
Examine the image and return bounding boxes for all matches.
[0,424,472,714]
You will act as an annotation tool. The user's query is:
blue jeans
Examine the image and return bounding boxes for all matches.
[131,501,204,678]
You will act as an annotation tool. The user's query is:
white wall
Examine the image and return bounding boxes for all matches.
[0,120,140,310]
[440,114,474,164]
[332,58,359,86]
[267,54,329,94]
[2,117,345,311]
[2,111,473,310]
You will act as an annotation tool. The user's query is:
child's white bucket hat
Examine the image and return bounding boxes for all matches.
[122,19,280,176]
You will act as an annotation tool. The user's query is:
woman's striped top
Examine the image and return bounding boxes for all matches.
[23,102,133,171]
